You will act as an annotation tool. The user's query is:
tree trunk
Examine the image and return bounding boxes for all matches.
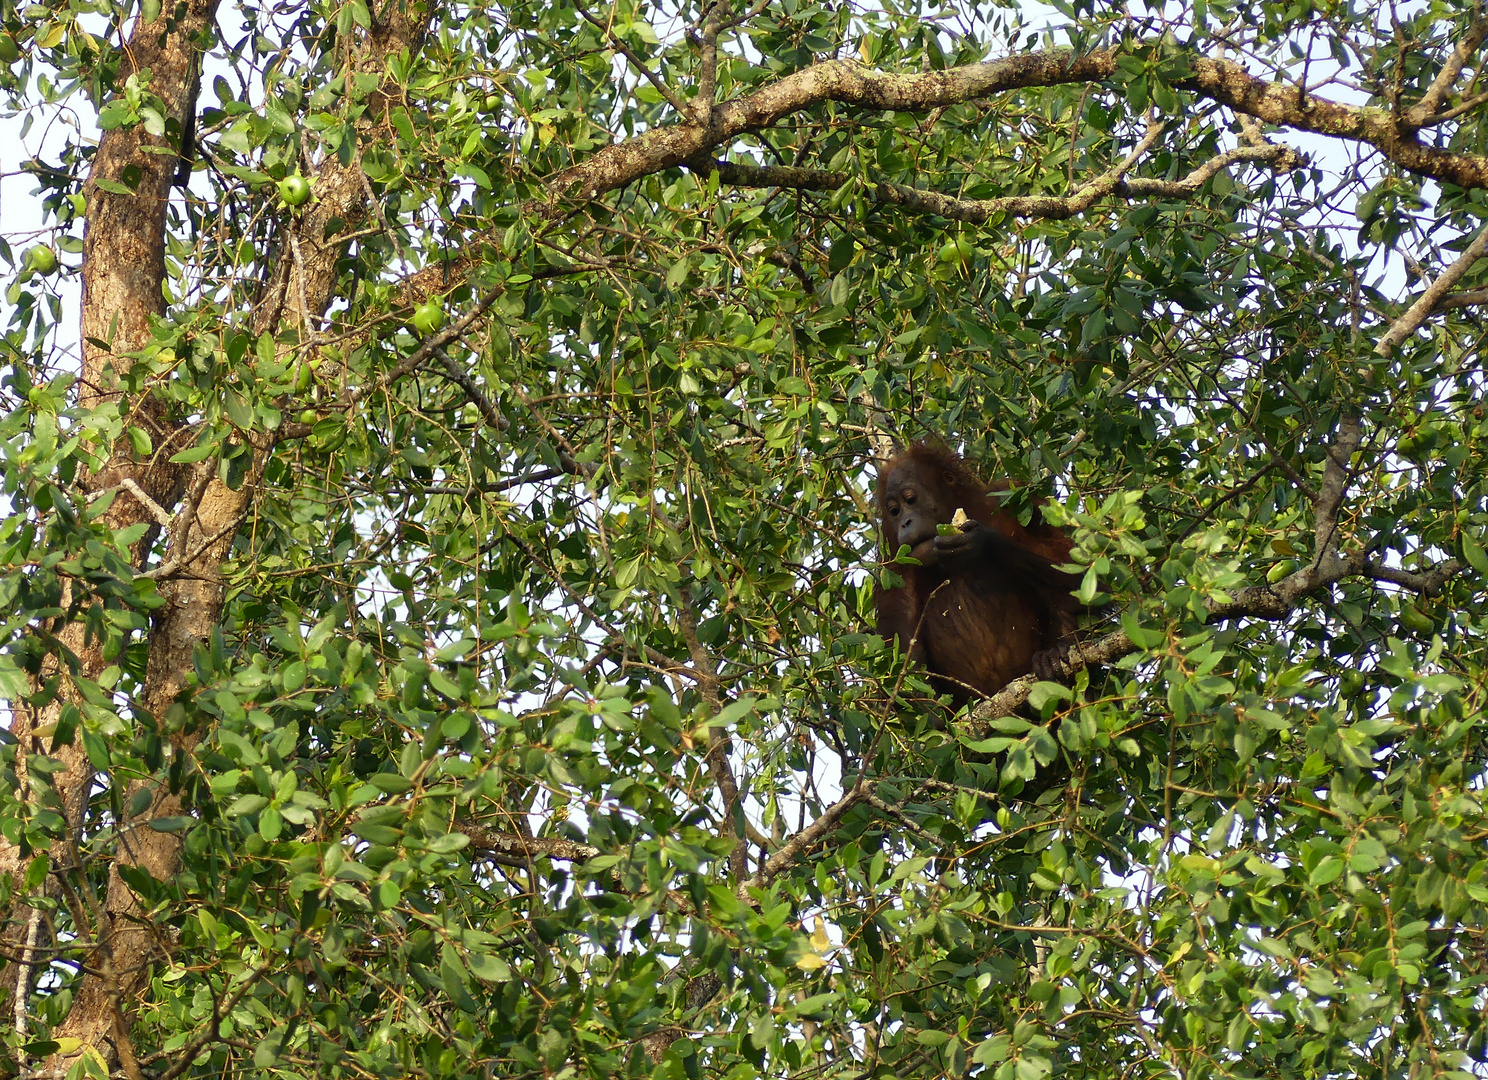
[2,2,433,1072]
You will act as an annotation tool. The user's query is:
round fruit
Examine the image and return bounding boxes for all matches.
[411,299,446,334]
[1400,602,1435,634]
[299,409,318,425]
[937,237,973,264]
[277,173,312,207]
[1265,558,1299,584]
[0,33,20,63]
[23,245,59,275]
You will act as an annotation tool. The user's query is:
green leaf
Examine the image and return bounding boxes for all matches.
[226,795,270,818]
[665,256,692,289]
[466,951,512,982]
[147,816,198,833]
[1461,531,1488,574]
[168,442,218,464]
[1308,856,1344,886]
[367,773,413,794]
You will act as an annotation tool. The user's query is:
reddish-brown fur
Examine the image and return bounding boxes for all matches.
[875,442,1082,705]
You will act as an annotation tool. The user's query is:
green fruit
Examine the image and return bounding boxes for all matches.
[277,173,312,207]
[294,362,313,392]
[937,237,973,264]
[411,299,446,334]
[1266,558,1299,584]
[23,245,58,275]
[0,33,20,63]
[298,409,318,425]
[1400,602,1435,634]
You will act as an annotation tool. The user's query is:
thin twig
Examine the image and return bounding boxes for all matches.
[120,479,174,530]
[864,791,943,849]
[678,584,753,880]
[157,961,274,1080]
[687,140,1296,224]
[738,783,870,897]
[434,347,509,433]
[573,0,691,117]
[140,521,237,580]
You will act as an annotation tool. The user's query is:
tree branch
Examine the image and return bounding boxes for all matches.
[691,0,728,126]
[686,139,1297,222]
[677,585,752,881]
[1363,556,1466,597]
[1377,222,1488,354]
[542,45,1488,209]
[573,0,691,117]
[1314,412,1362,561]
[457,821,602,865]
[434,346,510,433]
[738,783,870,898]
[963,545,1468,732]
[119,479,174,531]
[1404,17,1488,128]
[1431,286,1488,310]
[156,961,274,1080]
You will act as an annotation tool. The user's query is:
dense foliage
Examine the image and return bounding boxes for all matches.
[0,0,1485,1077]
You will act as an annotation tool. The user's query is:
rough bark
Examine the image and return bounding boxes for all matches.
[0,0,219,1051]
[16,3,434,1073]
[542,47,1488,209]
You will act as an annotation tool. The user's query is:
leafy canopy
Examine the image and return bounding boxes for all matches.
[0,0,1485,1078]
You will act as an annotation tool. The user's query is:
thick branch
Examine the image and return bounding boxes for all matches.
[1432,286,1488,310]
[543,51,1123,204]
[1362,556,1465,597]
[119,479,174,531]
[14,0,219,1066]
[46,4,435,1070]
[542,46,1488,209]
[458,821,602,866]
[692,0,728,125]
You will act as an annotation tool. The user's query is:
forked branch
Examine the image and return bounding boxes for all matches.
[543,46,1488,208]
